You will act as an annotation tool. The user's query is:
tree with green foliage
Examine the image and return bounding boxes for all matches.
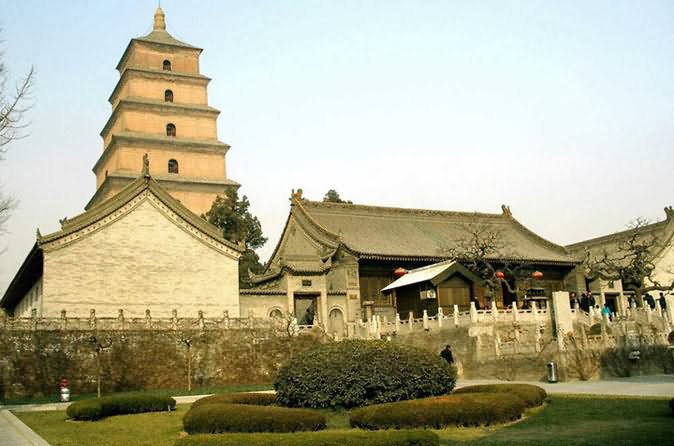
[203,190,267,288]
[323,189,352,204]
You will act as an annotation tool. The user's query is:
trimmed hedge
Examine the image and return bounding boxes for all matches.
[454,384,547,408]
[350,393,527,429]
[66,394,176,421]
[275,340,456,408]
[174,430,439,446]
[191,392,276,409]
[183,403,326,433]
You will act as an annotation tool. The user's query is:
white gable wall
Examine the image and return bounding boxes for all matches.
[41,198,239,318]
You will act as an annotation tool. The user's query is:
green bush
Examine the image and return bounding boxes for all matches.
[350,393,527,429]
[191,392,276,409]
[669,398,674,415]
[66,394,176,421]
[183,403,326,434]
[174,430,439,446]
[453,384,547,407]
[274,340,456,408]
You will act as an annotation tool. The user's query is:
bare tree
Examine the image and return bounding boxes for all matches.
[89,334,113,398]
[584,217,674,301]
[0,34,35,235]
[444,222,535,301]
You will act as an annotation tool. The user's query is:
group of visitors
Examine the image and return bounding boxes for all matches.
[569,291,597,312]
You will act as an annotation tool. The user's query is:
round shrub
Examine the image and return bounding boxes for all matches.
[454,384,547,408]
[191,392,277,409]
[67,394,176,421]
[183,403,326,434]
[350,393,527,429]
[174,430,439,446]
[274,340,456,408]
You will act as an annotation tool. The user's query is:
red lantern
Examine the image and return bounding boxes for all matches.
[393,267,408,278]
[532,271,544,280]
[494,271,505,279]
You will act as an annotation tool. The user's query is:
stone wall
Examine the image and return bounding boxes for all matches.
[0,324,323,400]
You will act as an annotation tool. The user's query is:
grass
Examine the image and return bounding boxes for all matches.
[15,395,674,446]
[1,383,273,406]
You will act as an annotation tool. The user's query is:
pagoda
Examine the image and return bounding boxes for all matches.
[87,7,238,215]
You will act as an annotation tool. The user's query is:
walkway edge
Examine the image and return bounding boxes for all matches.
[0,410,52,446]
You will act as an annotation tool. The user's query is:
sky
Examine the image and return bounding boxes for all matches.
[0,1,672,293]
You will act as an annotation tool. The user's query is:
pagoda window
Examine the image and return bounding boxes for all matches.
[163,59,172,71]
[164,89,173,102]
[166,123,176,137]
[168,159,179,174]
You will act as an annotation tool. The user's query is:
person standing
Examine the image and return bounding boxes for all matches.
[645,293,656,309]
[659,293,667,311]
[587,292,596,309]
[440,345,455,365]
[601,303,613,320]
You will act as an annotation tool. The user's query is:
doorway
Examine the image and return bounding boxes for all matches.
[328,308,345,336]
[294,294,318,325]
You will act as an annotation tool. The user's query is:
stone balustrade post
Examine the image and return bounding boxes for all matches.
[374,315,382,339]
[144,309,152,329]
[382,315,389,333]
[531,302,538,321]
[408,311,414,332]
[453,304,459,327]
[437,307,443,328]
[422,310,429,330]
[60,309,67,330]
[89,309,97,329]
[646,305,653,323]
[199,310,206,329]
[118,309,125,330]
[30,308,38,330]
[469,301,477,323]
[512,301,519,322]
[491,301,498,321]
[247,310,255,329]
[395,313,400,333]
[170,309,177,330]
[223,310,230,329]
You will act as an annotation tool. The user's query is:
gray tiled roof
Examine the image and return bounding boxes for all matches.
[295,200,575,264]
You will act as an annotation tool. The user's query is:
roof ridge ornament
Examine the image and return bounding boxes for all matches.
[142,153,150,178]
[153,6,166,31]
[665,206,673,220]
[501,204,512,218]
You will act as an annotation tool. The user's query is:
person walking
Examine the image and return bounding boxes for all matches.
[601,303,613,320]
[659,293,667,311]
[440,345,454,365]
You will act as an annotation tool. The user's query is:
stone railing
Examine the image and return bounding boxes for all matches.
[0,308,282,332]
[347,301,551,340]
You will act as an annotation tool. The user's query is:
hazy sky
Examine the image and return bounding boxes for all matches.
[1,1,672,293]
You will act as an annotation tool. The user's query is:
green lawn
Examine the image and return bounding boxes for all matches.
[15,395,674,446]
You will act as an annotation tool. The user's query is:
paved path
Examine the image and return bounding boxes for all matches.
[0,410,51,446]
[456,375,674,397]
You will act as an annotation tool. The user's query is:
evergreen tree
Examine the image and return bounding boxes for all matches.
[323,189,352,204]
[203,191,267,288]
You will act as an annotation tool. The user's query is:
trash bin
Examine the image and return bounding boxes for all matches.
[546,361,558,383]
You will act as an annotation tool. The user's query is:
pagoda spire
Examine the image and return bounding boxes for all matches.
[153,6,166,31]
